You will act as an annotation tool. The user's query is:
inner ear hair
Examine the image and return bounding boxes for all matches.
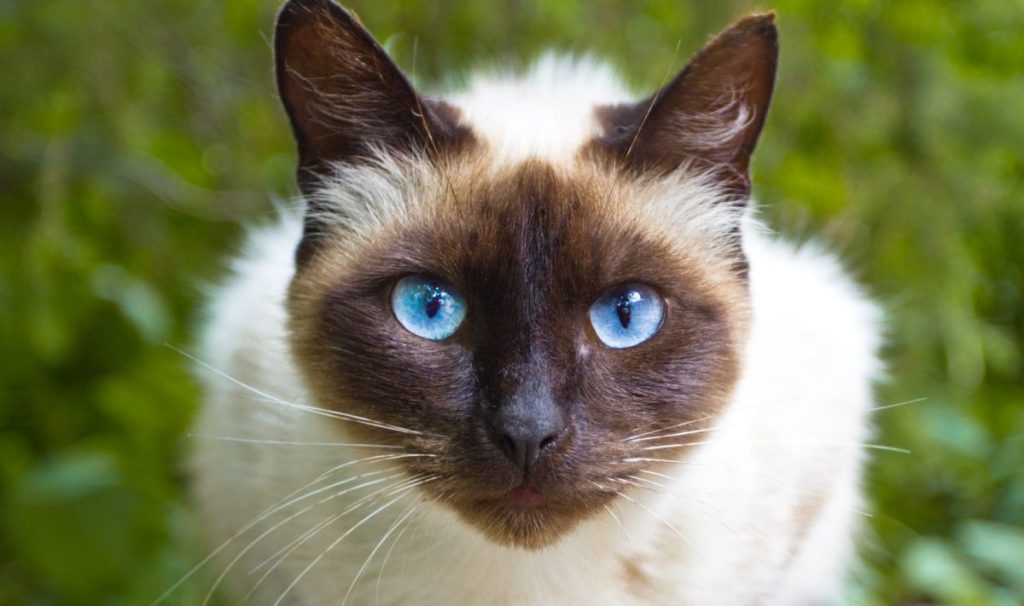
[590,13,778,200]
[274,0,470,192]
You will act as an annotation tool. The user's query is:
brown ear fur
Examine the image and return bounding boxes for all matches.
[274,0,469,193]
[590,13,778,199]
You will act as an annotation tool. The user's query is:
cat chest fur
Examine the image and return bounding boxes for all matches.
[188,1,882,604]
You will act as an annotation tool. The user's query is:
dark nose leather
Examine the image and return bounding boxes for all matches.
[489,395,567,475]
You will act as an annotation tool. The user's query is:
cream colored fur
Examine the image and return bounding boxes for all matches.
[189,59,881,605]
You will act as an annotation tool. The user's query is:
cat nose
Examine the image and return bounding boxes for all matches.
[490,399,567,476]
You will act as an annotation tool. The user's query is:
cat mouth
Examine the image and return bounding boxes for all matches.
[499,487,545,507]
[469,487,547,512]
[476,479,567,510]
[450,484,610,549]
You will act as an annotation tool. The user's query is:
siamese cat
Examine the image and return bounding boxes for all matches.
[184,0,882,603]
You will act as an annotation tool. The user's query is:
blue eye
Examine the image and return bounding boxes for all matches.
[588,284,664,349]
[392,275,467,341]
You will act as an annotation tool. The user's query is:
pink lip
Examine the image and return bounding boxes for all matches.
[502,488,544,507]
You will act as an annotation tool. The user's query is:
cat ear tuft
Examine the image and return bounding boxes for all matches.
[275,0,468,193]
[592,13,778,199]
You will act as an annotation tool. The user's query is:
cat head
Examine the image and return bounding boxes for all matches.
[276,0,776,549]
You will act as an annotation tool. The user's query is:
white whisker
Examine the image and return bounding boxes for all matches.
[252,466,405,532]
[187,433,404,449]
[273,485,422,605]
[314,453,437,483]
[629,464,873,519]
[167,344,429,437]
[150,453,417,605]
[397,504,429,581]
[627,425,718,443]
[626,474,669,491]
[603,504,633,545]
[341,498,426,606]
[864,397,927,412]
[641,439,910,453]
[243,515,337,599]
[612,477,665,496]
[200,474,404,606]
[623,417,710,443]
[245,474,429,594]
[678,491,743,540]
[623,392,808,441]
[633,465,801,494]
[675,487,799,560]
[614,490,690,545]
[375,506,419,606]
[626,395,925,445]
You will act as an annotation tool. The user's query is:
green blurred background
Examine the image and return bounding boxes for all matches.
[1,0,1022,603]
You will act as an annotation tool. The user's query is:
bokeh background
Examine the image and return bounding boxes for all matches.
[2,0,1022,603]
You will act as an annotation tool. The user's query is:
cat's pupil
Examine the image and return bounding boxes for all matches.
[616,295,633,328]
[425,290,442,319]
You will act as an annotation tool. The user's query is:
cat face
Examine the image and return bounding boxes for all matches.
[276,0,776,549]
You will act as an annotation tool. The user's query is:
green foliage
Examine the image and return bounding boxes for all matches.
[1,0,1021,603]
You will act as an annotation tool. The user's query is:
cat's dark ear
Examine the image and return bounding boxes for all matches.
[275,0,467,193]
[591,13,778,199]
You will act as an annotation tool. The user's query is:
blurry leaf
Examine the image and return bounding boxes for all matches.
[902,537,989,603]
[91,264,172,344]
[959,520,1024,591]
[5,451,145,601]
[925,406,991,458]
